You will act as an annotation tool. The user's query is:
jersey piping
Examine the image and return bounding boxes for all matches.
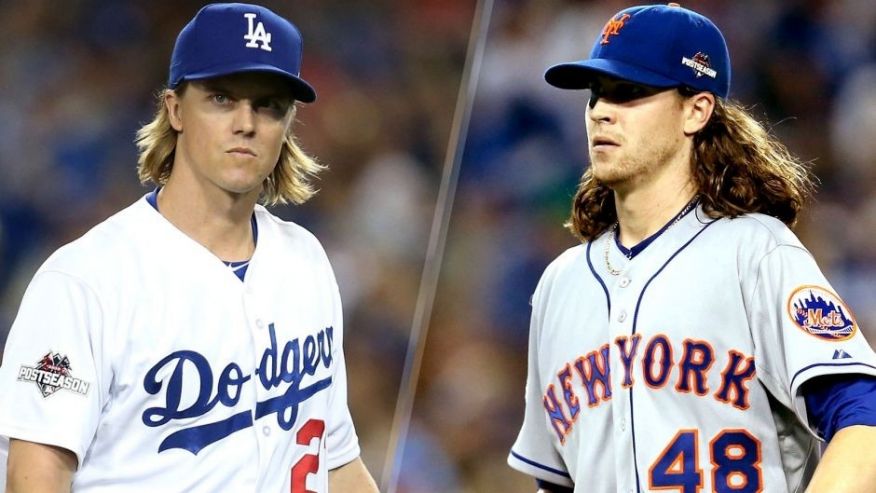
[510,450,574,478]
[585,241,611,315]
[790,362,876,394]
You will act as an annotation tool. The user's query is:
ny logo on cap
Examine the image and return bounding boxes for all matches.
[244,12,272,52]
[601,13,630,45]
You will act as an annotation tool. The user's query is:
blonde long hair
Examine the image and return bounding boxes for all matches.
[566,96,816,242]
[135,85,324,206]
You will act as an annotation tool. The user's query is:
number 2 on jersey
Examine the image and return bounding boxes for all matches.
[291,419,326,493]
[649,429,762,492]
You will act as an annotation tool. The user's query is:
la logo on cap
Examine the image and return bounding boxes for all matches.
[244,12,272,51]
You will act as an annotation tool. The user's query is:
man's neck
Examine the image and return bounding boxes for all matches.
[613,159,697,247]
[157,172,258,261]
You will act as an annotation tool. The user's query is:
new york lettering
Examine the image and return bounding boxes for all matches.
[142,324,334,454]
[543,334,755,442]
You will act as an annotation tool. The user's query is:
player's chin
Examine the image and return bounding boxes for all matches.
[218,174,270,197]
[592,167,633,190]
[589,158,619,180]
[220,163,273,187]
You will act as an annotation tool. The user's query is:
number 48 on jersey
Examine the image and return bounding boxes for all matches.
[649,429,762,493]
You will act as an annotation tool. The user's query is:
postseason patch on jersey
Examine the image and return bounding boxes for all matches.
[17,352,90,398]
[787,285,857,341]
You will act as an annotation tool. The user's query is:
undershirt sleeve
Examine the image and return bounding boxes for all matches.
[802,373,876,442]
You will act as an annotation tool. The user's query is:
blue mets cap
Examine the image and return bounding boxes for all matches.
[545,3,730,98]
[168,3,316,102]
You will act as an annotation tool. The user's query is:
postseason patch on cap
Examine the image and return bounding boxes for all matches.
[681,52,717,79]
[787,286,857,341]
[18,351,90,398]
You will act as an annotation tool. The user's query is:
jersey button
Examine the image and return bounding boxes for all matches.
[262,425,271,436]
[619,418,626,431]
[619,277,630,287]
[617,310,627,322]
[256,318,265,329]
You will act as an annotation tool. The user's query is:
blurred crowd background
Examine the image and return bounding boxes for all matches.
[1,0,875,492]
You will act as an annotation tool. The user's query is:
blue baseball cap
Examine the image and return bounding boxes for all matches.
[545,3,730,98]
[169,3,316,102]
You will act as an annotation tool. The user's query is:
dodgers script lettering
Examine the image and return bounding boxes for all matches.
[142,324,333,454]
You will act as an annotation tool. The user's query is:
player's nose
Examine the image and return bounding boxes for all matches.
[232,101,257,135]
[587,96,614,124]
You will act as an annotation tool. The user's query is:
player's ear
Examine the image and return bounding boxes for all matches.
[682,91,715,135]
[164,89,184,132]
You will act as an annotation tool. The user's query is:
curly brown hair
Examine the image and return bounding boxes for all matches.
[566,96,816,242]
[135,84,324,206]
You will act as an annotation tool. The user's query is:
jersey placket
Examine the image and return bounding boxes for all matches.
[604,234,641,493]
[240,270,279,483]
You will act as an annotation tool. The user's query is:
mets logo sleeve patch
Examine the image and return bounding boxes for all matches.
[786,285,857,341]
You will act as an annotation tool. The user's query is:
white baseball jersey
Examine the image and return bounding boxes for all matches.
[509,207,876,492]
[0,195,360,492]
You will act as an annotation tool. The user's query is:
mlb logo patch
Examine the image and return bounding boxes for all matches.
[787,286,857,341]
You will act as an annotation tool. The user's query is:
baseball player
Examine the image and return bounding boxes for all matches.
[508,4,876,492]
[0,3,378,492]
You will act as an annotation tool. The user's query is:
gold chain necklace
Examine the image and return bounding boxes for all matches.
[604,196,699,276]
